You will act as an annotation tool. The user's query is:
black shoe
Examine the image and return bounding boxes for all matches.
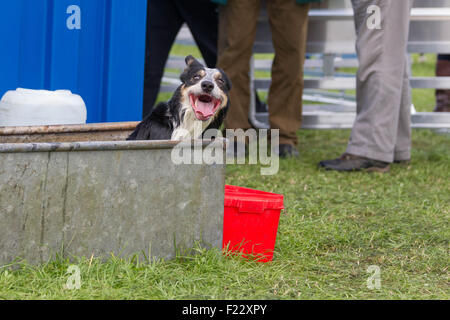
[319,153,390,173]
[278,144,299,159]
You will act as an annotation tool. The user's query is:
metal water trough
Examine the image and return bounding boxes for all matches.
[0,123,226,265]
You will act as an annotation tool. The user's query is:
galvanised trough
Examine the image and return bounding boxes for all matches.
[0,123,225,265]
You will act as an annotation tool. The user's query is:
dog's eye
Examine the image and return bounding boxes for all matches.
[193,75,201,81]
[216,78,224,84]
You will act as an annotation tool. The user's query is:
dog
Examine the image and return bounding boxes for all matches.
[127,55,231,141]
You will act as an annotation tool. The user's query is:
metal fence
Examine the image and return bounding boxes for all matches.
[162,0,450,129]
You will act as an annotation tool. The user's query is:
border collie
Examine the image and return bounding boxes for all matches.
[127,55,231,141]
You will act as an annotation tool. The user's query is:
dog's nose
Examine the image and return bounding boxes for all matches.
[201,81,214,93]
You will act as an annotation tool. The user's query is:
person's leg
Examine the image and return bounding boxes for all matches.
[394,55,412,162]
[435,54,450,112]
[174,0,218,68]
[345,0,413,163]
[143,0,183,118]
[217,0,261,131]
[266,0,310,147]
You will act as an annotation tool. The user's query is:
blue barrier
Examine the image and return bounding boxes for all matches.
[0,0,147,123]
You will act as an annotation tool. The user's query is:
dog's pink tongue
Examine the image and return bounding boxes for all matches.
[195,100,215,118]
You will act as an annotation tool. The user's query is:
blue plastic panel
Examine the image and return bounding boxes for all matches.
[0,0,147,123]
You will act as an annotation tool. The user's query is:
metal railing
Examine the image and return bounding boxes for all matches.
[162,0,450,129]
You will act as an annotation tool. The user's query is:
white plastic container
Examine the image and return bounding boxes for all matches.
[0,88,87,127]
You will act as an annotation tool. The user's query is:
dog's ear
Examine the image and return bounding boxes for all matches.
[185,55,202,68]
[219,69,232,91]
[181,55,204,84]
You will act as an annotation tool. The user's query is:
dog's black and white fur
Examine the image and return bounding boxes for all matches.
[127,55,231,141]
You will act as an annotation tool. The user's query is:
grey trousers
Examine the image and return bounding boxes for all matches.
[346,0,414,163]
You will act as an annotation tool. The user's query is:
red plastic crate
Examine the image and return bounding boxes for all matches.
[223,185,284,262]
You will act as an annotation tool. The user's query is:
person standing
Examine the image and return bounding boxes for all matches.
[215,0,321,158]
[319,0,414,172]
[143,0,219,118]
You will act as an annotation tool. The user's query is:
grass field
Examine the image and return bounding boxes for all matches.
[0,49,448,300]
[1,130,448,299]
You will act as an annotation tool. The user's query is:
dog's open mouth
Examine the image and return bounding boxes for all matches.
[190,94,221,121]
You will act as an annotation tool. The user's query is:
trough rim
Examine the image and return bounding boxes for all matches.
[0,139,226,154]
[0,122,139,136]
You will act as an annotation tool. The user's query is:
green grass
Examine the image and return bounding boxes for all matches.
[170,44,202,59]
[1,129,449,300]
[411,54,437,112]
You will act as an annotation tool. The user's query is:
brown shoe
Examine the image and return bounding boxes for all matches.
[319,153,390,173]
